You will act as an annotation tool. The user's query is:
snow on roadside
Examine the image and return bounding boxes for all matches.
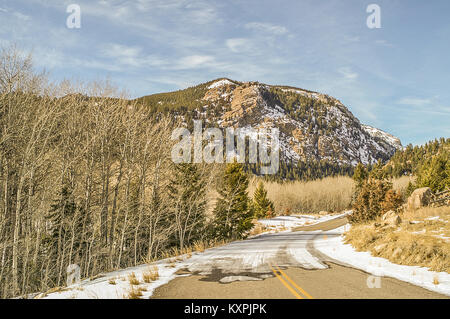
[39,258,186,299]
[256,211,350,233]
[314,225,450,296]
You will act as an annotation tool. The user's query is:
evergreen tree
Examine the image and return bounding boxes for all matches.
[43,184,85,272]
[45,185,78,253]
[212,162,253,240]
[252,181,275,219]
[416,152,450,192]
[167,164,207,248]
[353,163,368,188]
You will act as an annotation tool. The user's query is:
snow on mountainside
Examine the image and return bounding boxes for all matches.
[139,78,402,168]
[362,124,403,151]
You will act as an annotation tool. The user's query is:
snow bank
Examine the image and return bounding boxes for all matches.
[315,225,450,296]
[257,211,351,233]
[40,259,185,299]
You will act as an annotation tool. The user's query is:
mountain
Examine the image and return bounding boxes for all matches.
[361,124,402,151]
[137,78,402,179]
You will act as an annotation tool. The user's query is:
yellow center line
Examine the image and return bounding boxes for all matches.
[269,265,303,299]
[274,266,314,299]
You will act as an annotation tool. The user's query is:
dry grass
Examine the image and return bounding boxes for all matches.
[433,276,440,285]
[391,176,415,195]
[127,272,140,286]
[192,239,228,253]
[401,206,449,221]
[142,266,159,283]
[345,206,450,273]
[249,223,270,236]
[108,278,117,285]
[125,285,144,299]
[39,286,67,298]
[249,176,354,214]
[193,240,206,252]
[159,245,194,261]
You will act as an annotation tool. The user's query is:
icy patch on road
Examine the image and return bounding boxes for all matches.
[314,225,450,296]
[220,276,262,283]
[288,246,327,270]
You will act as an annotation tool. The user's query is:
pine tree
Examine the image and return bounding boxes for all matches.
[167,163,207,248]
[416,152,449,192]
[252,181,274,219]
[212,162,253,240]
[352,163,368,199]
[45,185,78,254]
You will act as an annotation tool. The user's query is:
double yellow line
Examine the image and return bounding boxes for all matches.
[269,265,313,299]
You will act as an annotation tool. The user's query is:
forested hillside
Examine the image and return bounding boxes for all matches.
[383,138,450,180]
[136,78,402,181]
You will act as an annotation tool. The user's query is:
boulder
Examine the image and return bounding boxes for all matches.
[381,210,402,226]
[407,187,433,211]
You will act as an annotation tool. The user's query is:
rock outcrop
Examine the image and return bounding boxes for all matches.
[407,187,433,210]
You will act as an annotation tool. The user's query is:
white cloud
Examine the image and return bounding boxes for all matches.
[338,67,358,80]
[225,38,252,53]
[177,55,215,69]
[102,43,141,58]
[244,22,288,35]
[0,7,30,20]
[375,39,394,47]
[397,97,432,107]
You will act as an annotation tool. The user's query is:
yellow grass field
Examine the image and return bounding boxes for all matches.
[249,176,355,214]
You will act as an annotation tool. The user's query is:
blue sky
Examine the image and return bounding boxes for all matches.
[0,0,449,146]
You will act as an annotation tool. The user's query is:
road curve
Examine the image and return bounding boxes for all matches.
[152,216,448,299]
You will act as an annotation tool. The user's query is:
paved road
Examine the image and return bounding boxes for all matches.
[152,216,448,299]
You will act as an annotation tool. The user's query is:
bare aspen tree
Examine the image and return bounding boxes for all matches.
[0,46,226,298]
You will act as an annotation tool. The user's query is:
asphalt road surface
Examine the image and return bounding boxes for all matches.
[152,216,448,299]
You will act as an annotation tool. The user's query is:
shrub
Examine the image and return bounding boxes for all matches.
[381,189,403,212]
[349,179,393,223]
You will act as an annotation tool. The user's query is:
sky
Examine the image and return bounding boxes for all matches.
[0,0,449,146]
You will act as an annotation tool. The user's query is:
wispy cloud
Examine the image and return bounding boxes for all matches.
[338,67,358,81]
[244,22,288,35]
[225,38,253,53]
[397,97,432,107]
[176,55,216,69]
[375,39,394,47]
